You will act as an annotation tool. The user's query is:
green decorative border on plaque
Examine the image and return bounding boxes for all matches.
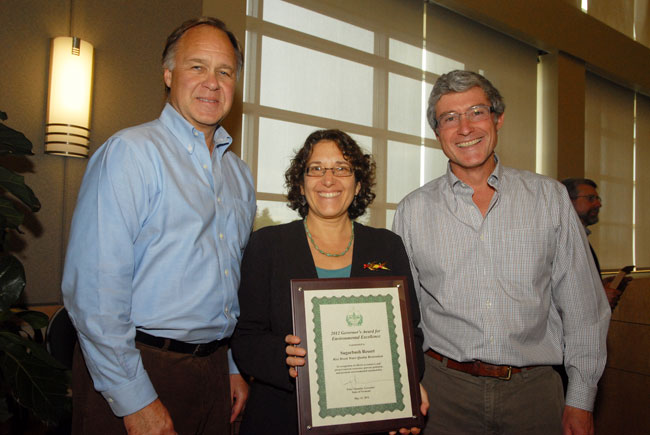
[311,293,405,418]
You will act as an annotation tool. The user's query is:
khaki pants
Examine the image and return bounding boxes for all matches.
[421,354,564,435]
[72,341,231,434]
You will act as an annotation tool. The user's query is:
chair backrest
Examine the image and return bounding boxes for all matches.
[46,306,78,370]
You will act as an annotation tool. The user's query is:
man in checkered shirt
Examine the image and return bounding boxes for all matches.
[393,70,610,435]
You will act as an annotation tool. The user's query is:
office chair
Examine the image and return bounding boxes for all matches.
[45,306,77,370]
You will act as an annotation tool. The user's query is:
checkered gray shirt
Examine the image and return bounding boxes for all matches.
[393,155,610,411]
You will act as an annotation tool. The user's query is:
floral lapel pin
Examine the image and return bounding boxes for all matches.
[363,261,389,271]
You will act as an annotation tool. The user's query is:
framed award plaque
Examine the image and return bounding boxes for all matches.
[290,276,423,435]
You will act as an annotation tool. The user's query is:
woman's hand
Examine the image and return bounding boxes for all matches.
[285,334,307,378]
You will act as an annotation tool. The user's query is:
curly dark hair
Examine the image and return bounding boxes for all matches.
[285,129,376,219]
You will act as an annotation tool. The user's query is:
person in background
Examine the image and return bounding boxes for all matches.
[231,129,428,435]
[562,177,630,310]
[393,70,610,435]
[62,17,255,434]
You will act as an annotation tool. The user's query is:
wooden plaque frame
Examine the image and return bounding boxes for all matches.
[290,276,423,435]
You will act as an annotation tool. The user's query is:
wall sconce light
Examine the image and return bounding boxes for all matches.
[45,36,94,158]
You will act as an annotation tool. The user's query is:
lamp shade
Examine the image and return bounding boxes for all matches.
[45,36,94,158]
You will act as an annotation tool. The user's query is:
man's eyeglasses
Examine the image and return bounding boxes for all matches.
[305,165,354,177]
[436,105,495,130]
[574,195,601,203]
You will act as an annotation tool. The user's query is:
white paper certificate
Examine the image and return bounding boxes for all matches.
[303,285,413,428]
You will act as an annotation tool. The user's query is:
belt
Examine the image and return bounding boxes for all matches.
[135,331,228,357]
[426,349,534,381]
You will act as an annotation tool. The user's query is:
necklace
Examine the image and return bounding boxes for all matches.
[304,219,354,257]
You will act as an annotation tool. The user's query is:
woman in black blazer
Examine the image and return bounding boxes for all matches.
[231,129,427,435]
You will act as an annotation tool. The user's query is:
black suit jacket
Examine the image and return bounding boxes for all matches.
[589,242,601,274]
[231,220,424,435]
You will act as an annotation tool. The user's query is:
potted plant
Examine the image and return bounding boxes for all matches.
[0,110,70,428]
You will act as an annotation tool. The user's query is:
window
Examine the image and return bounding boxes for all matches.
[243,0,538,230]
[585,72,650,268]
[635,93,650,267]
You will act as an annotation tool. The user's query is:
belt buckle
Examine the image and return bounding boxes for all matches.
[498,366,512,381]
[192,344,205,357]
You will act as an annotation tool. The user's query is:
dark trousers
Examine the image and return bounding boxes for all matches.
[421,354,564,435]
[72,341,231,434]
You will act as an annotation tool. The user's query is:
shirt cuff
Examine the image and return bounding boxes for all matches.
[101,370,158,417]
[227,348,239,375]
[565,378,598,412]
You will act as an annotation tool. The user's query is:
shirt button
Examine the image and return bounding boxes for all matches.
[203,164,208,169]
[107,397,114,403]
[193,131,198,137]
[217,197,222,204]
[225,306,229,314]
[486,300,492,308]
[188,145,193,152]
[489,336,494,344]
[219,233,224,240]
[225,269,229,277]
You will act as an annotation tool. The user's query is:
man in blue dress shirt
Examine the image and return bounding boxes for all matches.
[62,17,256,434]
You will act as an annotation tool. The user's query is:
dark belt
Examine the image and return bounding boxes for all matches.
[135,330,228,357]
[426,349,535,381]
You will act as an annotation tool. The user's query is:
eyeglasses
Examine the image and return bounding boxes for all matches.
[436,105,495,130]
[305,165,354,177]
[574,195,601,203]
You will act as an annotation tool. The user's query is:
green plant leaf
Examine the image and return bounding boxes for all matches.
[0,332,66,369]
[0,332,70,425]
[0,123,34,156]
[14,311,49,330]
[0,167,41,212]
[0,255,26,313]
[0,197,24,231]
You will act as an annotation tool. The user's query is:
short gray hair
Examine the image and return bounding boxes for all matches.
[427,70,505,131]
[162,17,243,93]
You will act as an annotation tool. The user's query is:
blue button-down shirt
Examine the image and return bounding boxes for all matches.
[62,104,256,416]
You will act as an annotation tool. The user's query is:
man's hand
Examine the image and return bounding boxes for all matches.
[602,276,631,310]
[230,373,249,423]
[388,384,430,435]
[123,399,176,435]
[419,384,430,420]
[603,284,622,309]
[562,405,593,435]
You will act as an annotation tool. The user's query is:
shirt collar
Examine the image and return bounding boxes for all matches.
[445,153,502,191]
[488,154,501,189]
[159,103,233,157]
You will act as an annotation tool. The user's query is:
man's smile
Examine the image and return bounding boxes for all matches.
[197,97,218,103]
[456,137,482,148]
